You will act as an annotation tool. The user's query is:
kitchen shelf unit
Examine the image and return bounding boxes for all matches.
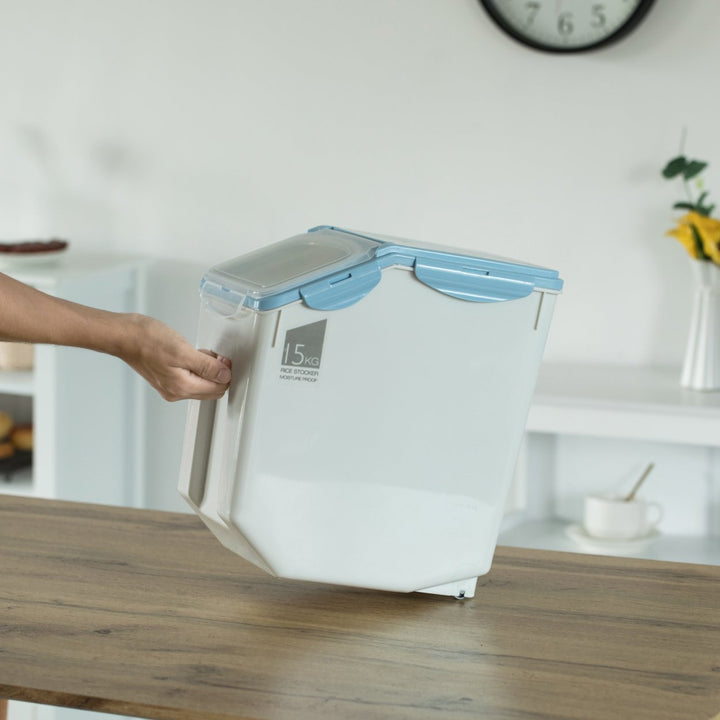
[0,369,34,396]
[527,363,720,447]
[0,253,147,508]
[499,363,720,565]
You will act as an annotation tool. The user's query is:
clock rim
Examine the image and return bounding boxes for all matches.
[478,0,657,54]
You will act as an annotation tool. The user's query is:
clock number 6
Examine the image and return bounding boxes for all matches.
[558,12,573,36]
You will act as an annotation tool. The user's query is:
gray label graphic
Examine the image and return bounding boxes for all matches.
[280,320,327,382]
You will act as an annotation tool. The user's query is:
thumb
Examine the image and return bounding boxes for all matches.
[190,349,232,384]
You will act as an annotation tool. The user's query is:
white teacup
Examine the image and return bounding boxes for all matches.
[583,493,663,540]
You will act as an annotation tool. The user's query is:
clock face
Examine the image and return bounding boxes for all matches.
[479,0,656,53]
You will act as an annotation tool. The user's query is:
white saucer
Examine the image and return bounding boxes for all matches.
[565,524,660,555]
[0,247,68,268]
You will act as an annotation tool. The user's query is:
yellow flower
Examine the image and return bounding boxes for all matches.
[691,212,720,263]
[667,213,703,259]
[667,211,720,263]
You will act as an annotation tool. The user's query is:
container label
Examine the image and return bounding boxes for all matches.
[279,320,327,383]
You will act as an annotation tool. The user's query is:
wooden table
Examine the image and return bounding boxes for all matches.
[1,496,719,720]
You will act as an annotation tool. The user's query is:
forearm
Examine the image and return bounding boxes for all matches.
[1,271,231,401]
[0,271,135,356]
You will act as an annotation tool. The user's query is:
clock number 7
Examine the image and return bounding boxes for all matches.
[525,1,540,26]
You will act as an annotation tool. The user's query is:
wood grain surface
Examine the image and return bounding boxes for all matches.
[0,495,718,720]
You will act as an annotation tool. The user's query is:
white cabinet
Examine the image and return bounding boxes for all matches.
[500,363,720,565]
[0,254,146,507]
[2,254,147,720]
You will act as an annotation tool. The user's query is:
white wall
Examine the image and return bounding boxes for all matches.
[1,0,718,508]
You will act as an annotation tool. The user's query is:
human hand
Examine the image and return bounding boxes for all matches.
[0,272,232,401]
[118,315,232,401]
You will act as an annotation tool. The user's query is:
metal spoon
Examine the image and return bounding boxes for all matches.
[624,462,655,502]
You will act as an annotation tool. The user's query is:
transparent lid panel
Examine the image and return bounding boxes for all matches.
[208,229,381,298]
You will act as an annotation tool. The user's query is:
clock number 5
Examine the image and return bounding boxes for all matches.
[591,4,607,29]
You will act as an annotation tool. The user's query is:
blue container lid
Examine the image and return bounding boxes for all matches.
[200,226,563,312]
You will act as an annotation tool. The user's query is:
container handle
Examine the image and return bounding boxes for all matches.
[178,398,217,510]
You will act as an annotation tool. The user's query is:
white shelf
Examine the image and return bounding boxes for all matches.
[499,518,720,566]
[0,254,147,509]
[0,369,35,396]
[527,364,720,447]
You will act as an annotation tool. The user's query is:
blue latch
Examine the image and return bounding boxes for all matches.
[299,261,382,310]
[413,257,535,303]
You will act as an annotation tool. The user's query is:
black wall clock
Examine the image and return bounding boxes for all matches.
[479,0,656,53]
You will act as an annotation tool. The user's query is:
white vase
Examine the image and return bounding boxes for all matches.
[681,259,720,391]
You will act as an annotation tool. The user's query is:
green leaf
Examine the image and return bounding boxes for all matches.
[690,223,710,260]
[662,155,687,178]
[673,201,697,211]
[693,191,716,217]
[683,160,708,180]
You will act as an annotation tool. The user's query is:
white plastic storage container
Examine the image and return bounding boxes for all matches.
[179,226,562,598]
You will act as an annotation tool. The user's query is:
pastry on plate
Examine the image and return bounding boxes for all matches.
[11,423,33,452]
[0,239,68,254]
[0,411,13,440]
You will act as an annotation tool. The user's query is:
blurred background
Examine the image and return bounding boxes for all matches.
[2,4,720,717]
[0,0,716,507]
